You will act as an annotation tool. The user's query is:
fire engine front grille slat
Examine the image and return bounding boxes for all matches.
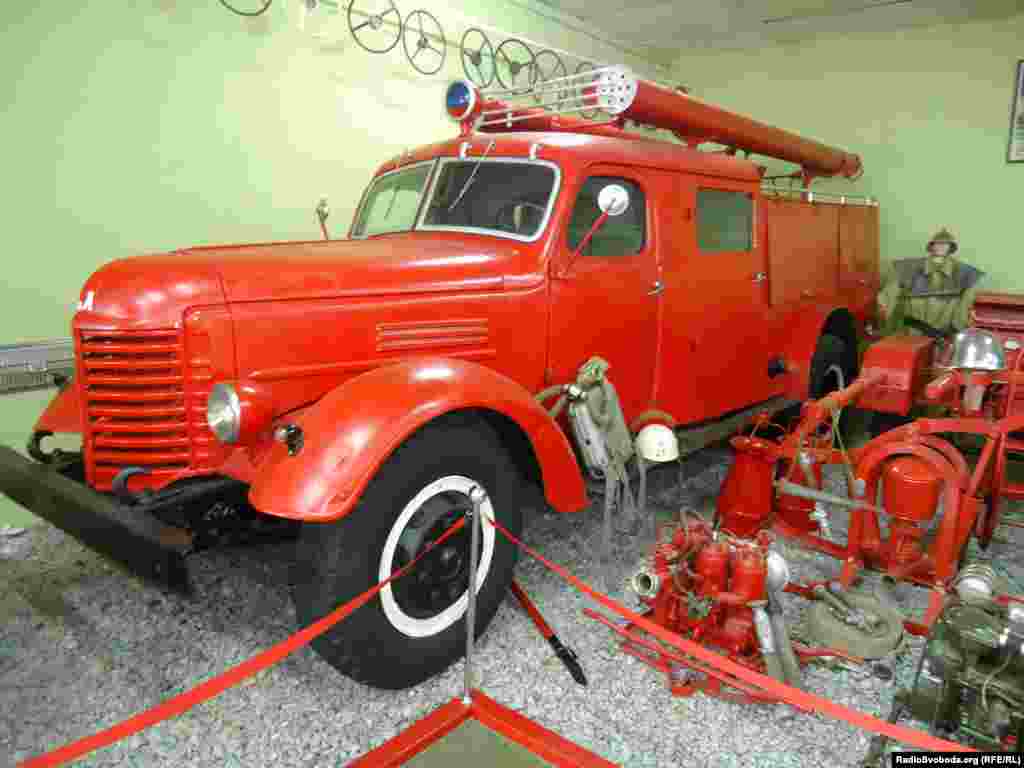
[93,449,192,465]
[80,342,179,355]
[84,358,182,371]
[88,404,186,419]
[93,435,190,449]
[79,330,191,486]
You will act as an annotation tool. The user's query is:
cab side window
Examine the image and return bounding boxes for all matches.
[697,188,753,252]
[567,177,646,257]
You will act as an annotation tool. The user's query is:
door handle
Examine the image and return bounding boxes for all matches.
[753,272,767,283]
[648,280,664,296]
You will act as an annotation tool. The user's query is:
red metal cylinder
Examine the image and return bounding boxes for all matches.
[775,459,825,536]
[695,541,730,596]
[727,547,767,604]
[717,436,777,538]
[625,79,863,179]
[883,457,941,523]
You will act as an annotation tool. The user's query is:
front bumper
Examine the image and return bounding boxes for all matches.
[0,446,192,592]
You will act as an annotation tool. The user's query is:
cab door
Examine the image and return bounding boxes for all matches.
[547,167,660,422]
[661,178,776,422]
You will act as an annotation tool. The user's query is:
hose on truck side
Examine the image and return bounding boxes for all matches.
[535,358,650,594]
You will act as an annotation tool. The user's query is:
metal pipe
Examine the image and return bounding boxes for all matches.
[479,102,606,126]
[631,567,661,598]
[480,92,592,117]
[481,68,611,97]
[761,185,876,205]
[463,485,485,704]
[751,601,786,683]
[622,77,862,179]
[775,478,886,514]
[768,593,804,689]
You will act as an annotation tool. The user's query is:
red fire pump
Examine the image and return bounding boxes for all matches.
[587,515,867,703]
[714,298,1024,635]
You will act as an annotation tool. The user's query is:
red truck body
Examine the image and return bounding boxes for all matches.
[41,131,878,509]
[9,69,880,689]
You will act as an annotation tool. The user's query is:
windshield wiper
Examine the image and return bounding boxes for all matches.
[447,139,496,213]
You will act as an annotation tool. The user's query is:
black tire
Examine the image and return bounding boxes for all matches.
[291,417,524,689]
[809,333,854,399]
[809,333,856,437]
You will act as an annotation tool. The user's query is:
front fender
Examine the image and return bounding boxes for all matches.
[247,359,587,521]
[34,384,83,434]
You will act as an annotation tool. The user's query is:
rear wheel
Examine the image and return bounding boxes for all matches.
[291,418,524,689]
[809,333,853,401]
[792,333,856,437]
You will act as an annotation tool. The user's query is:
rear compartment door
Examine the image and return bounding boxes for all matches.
[763,197,841,306]
[838,204,881,313]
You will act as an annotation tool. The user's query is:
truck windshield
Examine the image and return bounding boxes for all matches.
[351,162,434,238]
[419,159,558,242]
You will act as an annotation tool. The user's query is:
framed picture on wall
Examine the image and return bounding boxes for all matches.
[1010,59,1024,163]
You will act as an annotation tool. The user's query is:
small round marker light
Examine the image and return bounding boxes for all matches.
[445,79,478,123]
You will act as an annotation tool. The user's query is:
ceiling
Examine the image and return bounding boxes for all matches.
[532,0,1024,62]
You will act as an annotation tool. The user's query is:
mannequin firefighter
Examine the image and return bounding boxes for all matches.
[877,228,984,338]
[870,228,985,436]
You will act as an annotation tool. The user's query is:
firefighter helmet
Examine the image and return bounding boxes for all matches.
[926,227,958,256]
[634,423,679,463]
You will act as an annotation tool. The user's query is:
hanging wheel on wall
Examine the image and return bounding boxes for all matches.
[575,61,600,119]
[460,27,495,88]
[403,9,446,76]
[532,50,568,106]
[347,0,402,54]
[218,0,274,17]
[494,38,537,91]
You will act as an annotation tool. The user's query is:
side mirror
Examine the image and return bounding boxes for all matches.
[597,184,630,217]
[561,184,631,276]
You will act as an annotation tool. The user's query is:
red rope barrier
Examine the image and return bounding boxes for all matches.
[19,505,979,768]
[483,516,975,755]
[18,518,466,768]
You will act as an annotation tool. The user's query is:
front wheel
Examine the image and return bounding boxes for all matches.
[291,418,524,689]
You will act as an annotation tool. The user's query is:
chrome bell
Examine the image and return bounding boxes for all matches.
[948,328,1006,372]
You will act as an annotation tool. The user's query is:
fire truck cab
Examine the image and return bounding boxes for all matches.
[0,69,879,690]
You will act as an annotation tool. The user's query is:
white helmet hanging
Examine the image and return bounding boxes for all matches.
[634,423,679,463]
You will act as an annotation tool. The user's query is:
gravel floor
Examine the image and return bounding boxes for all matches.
[4,446,1024,768]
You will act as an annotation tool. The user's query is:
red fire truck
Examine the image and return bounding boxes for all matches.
[0,68,879,689]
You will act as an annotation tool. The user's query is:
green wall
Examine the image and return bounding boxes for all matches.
[671,12,1024,289]
[0,0,664,526]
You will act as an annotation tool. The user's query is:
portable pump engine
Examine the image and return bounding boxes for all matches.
[906,579,1024,750]
[627,515,805,698]
[864,565,1024,761]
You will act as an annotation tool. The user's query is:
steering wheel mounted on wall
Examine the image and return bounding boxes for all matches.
[403,9,446,76]
[495,38,537,91]
[347,0,402,54]
[460,27,496,88]
[218,0,273,16]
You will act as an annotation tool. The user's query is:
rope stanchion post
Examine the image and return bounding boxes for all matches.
[464,485,486,705]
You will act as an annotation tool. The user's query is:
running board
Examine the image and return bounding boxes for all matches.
[675,397,797,456]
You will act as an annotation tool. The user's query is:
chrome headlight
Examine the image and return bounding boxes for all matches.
[207,383,241,443]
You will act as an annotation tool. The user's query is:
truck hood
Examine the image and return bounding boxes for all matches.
[75,234,519,329]
[191,233,511,303]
